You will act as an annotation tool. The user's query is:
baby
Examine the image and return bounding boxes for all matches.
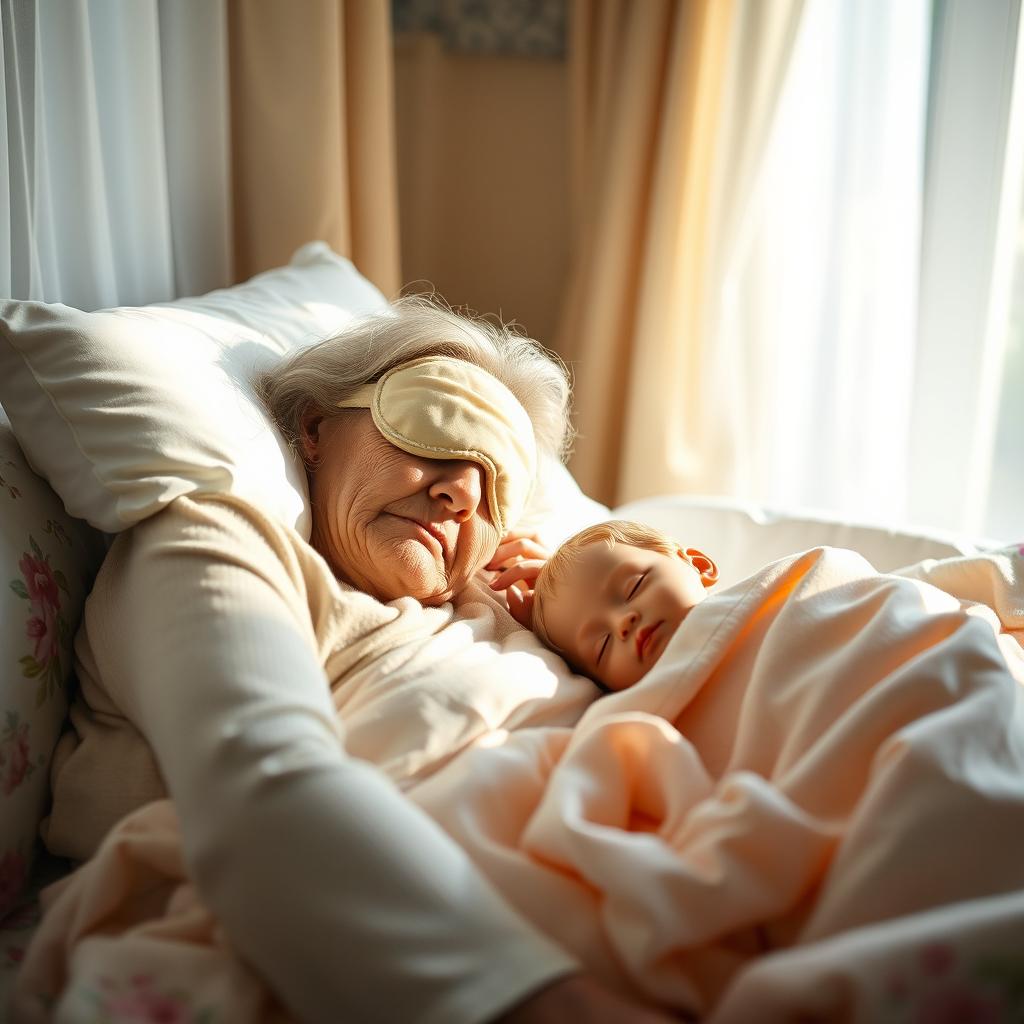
[489,520,718,690]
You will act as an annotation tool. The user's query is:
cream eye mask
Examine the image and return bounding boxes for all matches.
[336,355,536,534]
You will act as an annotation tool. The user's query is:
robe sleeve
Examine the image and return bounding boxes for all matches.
[95,494,577,1024]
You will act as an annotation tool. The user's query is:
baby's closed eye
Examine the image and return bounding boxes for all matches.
[627,572,646,599]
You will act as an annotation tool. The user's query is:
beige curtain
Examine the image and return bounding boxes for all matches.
[558,0,803,507]
[228,1,401,297]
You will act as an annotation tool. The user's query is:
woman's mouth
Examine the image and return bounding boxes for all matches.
[636,621,662,661]
[396,516,449,562]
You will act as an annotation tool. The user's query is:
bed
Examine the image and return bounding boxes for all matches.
[0,245,1021,1021]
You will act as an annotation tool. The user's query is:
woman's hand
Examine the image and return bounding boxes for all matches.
[486,529,550,629]
[487,528,550,570]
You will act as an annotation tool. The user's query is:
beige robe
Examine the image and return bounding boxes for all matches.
[40,493,593,1024]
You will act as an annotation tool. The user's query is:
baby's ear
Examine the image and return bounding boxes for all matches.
[679,547,719,587]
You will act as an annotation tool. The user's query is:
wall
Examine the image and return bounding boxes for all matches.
[393,33,571,350]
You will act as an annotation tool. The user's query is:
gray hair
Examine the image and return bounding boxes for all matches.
[256,295,574,463]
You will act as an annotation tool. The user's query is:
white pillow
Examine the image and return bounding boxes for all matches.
[614,494,990,589]
[0,243,389,538]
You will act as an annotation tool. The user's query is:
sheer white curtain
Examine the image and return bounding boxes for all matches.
[706,0,931,524]
[680,0,806,500]
[705,0,1024,538]
[0,0,232,311]
[911,0,1024,537]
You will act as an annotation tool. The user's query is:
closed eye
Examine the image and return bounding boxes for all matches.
[627,572,647,600]
[597,634,609,664]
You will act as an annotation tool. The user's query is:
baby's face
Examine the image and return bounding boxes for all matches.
[542,542,717,691]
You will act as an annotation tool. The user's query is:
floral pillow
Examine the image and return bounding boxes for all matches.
[0,415,104,920]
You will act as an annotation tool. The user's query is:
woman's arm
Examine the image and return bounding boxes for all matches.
[96,493,581,1024]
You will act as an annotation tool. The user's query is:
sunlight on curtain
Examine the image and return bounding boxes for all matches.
[912,0,1024,538]
[556,0,740,507]
[561,0,1017,537]
[988,244,1024,540]
[678,0,805,498]
[711,0,930,523]
[982,14,1024,541]
[0,0,232,310]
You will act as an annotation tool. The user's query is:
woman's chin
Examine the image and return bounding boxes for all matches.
[380,539,450,603]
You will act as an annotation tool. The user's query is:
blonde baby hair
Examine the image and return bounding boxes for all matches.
[532,519,680,653]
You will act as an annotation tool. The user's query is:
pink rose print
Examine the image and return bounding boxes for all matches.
[885,943,1024,1023]
[9,536,71,704]
[0,713,34,795]
[25,612,56,664]
[87,973,211,1024]
[19,551,60,662]
[19,550,60,610]
[0,849,27,920]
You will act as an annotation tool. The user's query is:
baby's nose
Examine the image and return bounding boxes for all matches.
[617,611,639,639]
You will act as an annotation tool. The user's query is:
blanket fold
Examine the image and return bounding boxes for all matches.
[14,544,1024,1022]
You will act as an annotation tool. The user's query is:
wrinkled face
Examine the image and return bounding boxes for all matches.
[542,542,717,691]
[303,410,499,605]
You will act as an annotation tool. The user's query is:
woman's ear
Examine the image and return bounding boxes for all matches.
[680,547,719,587]
[298,407,324,465]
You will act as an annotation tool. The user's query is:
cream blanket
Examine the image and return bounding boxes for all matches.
[15,544,1024,1022]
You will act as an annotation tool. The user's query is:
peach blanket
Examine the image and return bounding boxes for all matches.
[14,545,1024,1022]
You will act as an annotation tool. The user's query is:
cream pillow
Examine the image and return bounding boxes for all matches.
[0,243,389,538]
[0,241,608,545]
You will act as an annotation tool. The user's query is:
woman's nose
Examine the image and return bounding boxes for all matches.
[616,610,639,640]
[429,461,484,522]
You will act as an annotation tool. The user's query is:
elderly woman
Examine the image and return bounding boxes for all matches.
[34,300,673,1023]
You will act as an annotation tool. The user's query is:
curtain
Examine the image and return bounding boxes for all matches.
[228,0,401,297]
[557,0,805,507]
[1,0,400,310]
[560,0,947,527]
[910,0,1024,537]
[557,0,735,506]
[713,0,931,522]
[665,0,806,507]
[0,0,233,310]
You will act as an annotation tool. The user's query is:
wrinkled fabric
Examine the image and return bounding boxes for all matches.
[25,494,591,1024]
[412,545,1024,1017]
[15,543,1024,1022]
